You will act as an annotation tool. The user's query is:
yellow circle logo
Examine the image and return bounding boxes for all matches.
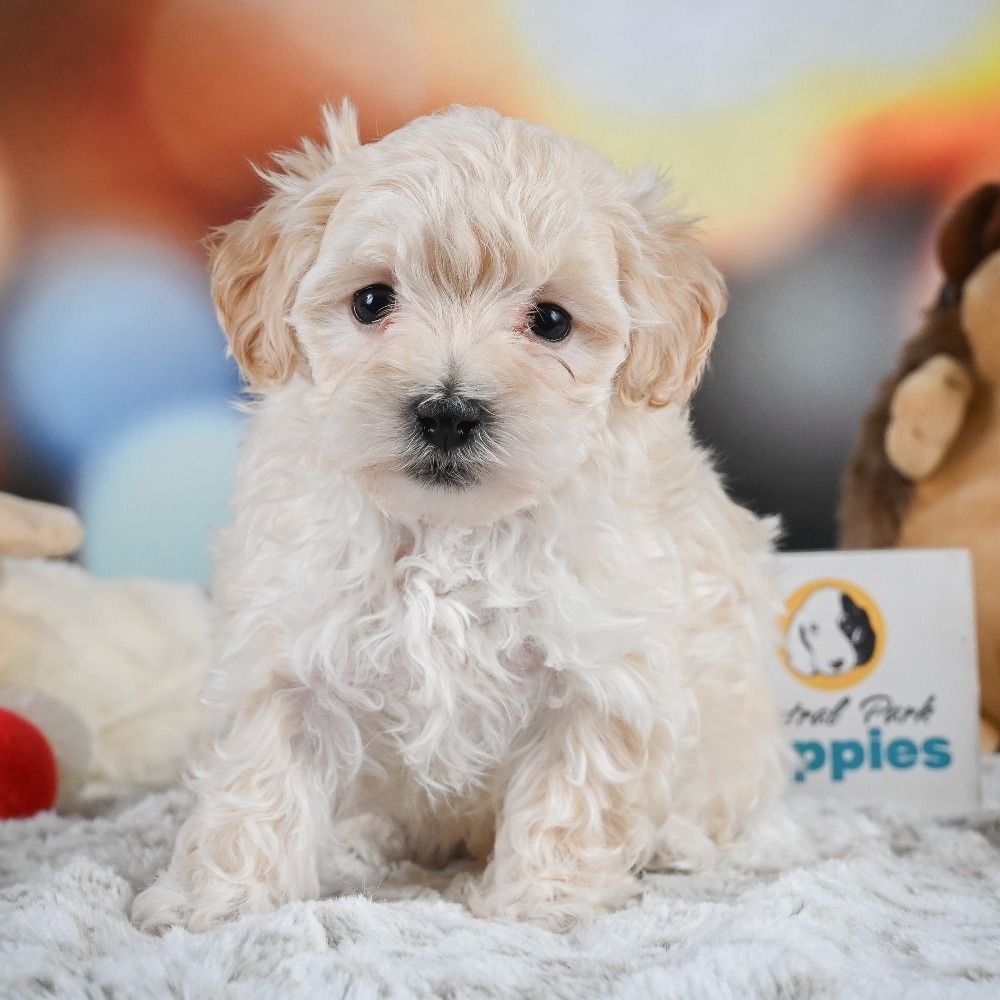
[779,578,885,691]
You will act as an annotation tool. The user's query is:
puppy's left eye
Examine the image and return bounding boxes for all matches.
[352,284,396,324]
[529,303,572,342]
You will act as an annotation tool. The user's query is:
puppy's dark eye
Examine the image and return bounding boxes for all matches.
[529,302,572,342]
[352,284,396,324]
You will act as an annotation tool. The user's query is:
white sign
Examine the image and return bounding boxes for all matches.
[768,549,980,816]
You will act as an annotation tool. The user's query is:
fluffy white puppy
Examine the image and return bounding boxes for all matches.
[133,103,786,933]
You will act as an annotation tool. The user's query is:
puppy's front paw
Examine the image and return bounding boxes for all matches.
[462,865,639,931]
[131,878,195,935]
[131,870,280,934]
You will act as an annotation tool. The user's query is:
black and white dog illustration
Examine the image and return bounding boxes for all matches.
[786,587,877,677]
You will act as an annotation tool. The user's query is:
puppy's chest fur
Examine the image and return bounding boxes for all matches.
[336,523,564,793]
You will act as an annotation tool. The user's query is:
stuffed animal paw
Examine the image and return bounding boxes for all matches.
[0,493,83,560]
[885,354,974,481]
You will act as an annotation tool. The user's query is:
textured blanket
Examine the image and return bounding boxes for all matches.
[2,760,999,999]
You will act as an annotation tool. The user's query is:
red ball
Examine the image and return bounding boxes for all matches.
[0,707,58,818]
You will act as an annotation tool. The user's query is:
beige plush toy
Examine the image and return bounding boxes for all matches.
[0,494,91,812]
[840,183,1000,752]
[0,491,212,810]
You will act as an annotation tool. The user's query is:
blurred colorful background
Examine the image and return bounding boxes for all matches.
[2,0,1000,583]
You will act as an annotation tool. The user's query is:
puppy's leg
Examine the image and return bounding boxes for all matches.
[133,679,339,933]
[466,708,652,930]
[362,771,496,870]
[407,798,496,869]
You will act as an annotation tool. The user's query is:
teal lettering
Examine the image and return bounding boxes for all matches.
[831,740,864,781]
[922,737,952,769]
[869,727,883,770]
[887,738,918,769]
[793,741,826,783]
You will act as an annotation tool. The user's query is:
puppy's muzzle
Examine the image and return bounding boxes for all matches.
[412,395,486,453]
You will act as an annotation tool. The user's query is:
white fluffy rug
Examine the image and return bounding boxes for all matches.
[2,760,1000,999]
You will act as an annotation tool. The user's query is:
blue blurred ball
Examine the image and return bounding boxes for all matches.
[77,401,244,584]
[1,230,241,470]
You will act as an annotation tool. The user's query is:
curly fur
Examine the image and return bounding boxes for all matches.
[133,103,786,934]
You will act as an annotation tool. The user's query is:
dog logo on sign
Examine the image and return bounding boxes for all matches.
[780,578,884,690]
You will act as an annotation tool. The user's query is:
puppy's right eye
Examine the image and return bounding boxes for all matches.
[529,302,572,342]
[352,284,396,324]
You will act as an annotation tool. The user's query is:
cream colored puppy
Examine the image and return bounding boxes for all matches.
[133,103,785,933]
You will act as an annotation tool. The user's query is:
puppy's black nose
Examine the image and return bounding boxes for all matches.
[413,395,484,452]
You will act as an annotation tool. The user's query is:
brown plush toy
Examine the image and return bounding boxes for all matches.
[840,182,1000,752]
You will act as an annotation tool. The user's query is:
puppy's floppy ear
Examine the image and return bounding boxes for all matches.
[614,172,727,408]
[209,100,361,389]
